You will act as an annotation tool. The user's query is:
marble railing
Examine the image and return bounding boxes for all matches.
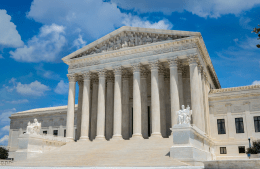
[210,85,260,94]
[0,160,13,166]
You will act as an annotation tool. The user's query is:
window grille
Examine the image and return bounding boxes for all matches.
[220,147,227,154]
[254,116,260,132]
[217,119,226,134]
[53,130,58,136]
[235,118,244,133]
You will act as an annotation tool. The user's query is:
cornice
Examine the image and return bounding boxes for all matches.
[209,85,260,94]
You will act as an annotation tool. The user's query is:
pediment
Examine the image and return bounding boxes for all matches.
[62,26,201,62]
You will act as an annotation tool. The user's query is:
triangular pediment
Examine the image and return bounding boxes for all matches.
[62,26,201,62]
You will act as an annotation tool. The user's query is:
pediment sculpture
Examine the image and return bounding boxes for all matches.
[177,105,192,125]
[26,118,41,135]
[72,32,187,59]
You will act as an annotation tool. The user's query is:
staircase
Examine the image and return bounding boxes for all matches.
[10,137,191,167]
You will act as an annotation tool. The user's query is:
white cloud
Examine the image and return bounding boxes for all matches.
[27,0,124,39]
[0,54,3,59]
[54,80,69,94]
[72,34,87,49]
[252,80,260,85]
[122,15,173,30]
[111,0,260,18]
[9,24,66,62]
[0,108,16,123]
[0,135,9,145]
[0,10,24,48]
[16,80,50,96]
[6,99,29,104]
[1,126,10,132]
[239,17,253,30]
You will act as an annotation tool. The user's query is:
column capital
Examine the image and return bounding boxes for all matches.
[158,63,165,76]
[177,62,183,74]
[113,67,122,76]
[91,73,99,84]
[131,63,142,73]
[141,67,149,78]
[77,78,84,86]
[122,69,130,79]
[106,71,114,83]
[188,54,199,65]
[82,72,91,80]
[98,69,106,78]
[168,58,178,68]
[149,60,160,70]
[67,74,77,82]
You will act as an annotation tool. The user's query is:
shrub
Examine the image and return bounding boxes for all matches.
[0,147,9,159]
[246,140,260,154]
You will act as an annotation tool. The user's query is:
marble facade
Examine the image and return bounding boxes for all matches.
[7,27,260,161]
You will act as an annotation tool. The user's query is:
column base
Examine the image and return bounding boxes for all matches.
[95,135,106,141]
[111,135,123,141]
[131,133,143,140]
[78,136,90,142]
[150,132,162,139]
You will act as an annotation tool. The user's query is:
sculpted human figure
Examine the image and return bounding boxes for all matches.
[26,118,41,134]
[129,34,135,47]
[177,105,192,125]
[146,35,152,44]
[115,37,122,49]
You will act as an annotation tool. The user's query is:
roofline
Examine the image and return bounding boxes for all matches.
[62,26,201,62]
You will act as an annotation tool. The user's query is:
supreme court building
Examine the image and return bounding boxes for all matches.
[8,27,260,161]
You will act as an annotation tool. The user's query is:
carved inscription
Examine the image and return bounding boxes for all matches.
[252,104,260,111]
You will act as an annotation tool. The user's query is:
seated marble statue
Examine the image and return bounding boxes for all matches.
[177,105,192,125]
[26,118,41,135]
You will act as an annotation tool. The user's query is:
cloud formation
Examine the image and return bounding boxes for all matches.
[10,24,66,62]
[111,0,260,18]
[6,99,29,104]
[16,81,50,96]
[252,80,260,85]
[1,125,10,132]
[54,80,69,95]
[0,108,16,123]
[0,10,24,48]
[0,135,9,145]
[35,64,61,80]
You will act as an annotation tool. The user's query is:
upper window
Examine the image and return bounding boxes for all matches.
[43,131,47,134]
[238,146,245,153]
[235,118,244,133]
[217,119,226,134]
[220,147,227,154]
[254,116,260,132]
[53,130,58,136]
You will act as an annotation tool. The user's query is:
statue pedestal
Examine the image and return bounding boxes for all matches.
[14,133,67,161]
[170,124,212,166]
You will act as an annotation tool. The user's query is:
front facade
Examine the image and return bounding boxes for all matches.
[8,27,260,160]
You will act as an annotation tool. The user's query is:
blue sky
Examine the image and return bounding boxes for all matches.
[0,0,260,145]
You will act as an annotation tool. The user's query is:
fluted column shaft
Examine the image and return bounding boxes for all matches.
[96,70,106,140]
[122,70,130,139]
[198,66,205,132]
[66,74,77,141]
[178,64,184,107]
[158,64,166,138]
[90,77,98,140]
[169,59,180,127]
[76,78,83,140]
[112,67,123,140]
[79,72,91,141]
[150,62,162,138]
[141,68,148,139]
[132,64,143,139]
[189,55,203,130]
[105,71,114,140]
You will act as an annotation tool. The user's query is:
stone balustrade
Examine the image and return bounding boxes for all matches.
[0,160,13,166]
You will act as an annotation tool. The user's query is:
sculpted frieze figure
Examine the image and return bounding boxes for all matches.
[177,105,192,125]
[145,35,152,44]
[129,34,135,47]
[26,118,41,135]
[115,37,122,50]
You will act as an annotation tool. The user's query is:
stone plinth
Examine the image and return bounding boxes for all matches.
[204,159,260,169]
[170,124,212,165]
[14,133,67,161]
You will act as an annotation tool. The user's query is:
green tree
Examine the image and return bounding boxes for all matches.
[0,146,9,159]
[252,25,260,48]
[246,140,260,154]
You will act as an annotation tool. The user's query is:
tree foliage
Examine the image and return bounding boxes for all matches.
[246,140,260,154]
[252,25,260,48]
[0,147,9,159]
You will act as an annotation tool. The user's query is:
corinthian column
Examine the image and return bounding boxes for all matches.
[150,61,162,138]
[132,64,143,139]
[177,63,184,107]
[66,74,77,141]
[158,63,166,138]
[189,55,203,130]
[79,72,91,141]
[105,71,114,140]
[96,70,106,140]
[90,74,98,140]
[76,77,83,140]
[198,65,205,132]
[141,67,148,139]
[122,69,130,139]
[112,67,123,140]
[168,59,180,127]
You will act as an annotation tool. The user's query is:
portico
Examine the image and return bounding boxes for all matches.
[63,26,220,141]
